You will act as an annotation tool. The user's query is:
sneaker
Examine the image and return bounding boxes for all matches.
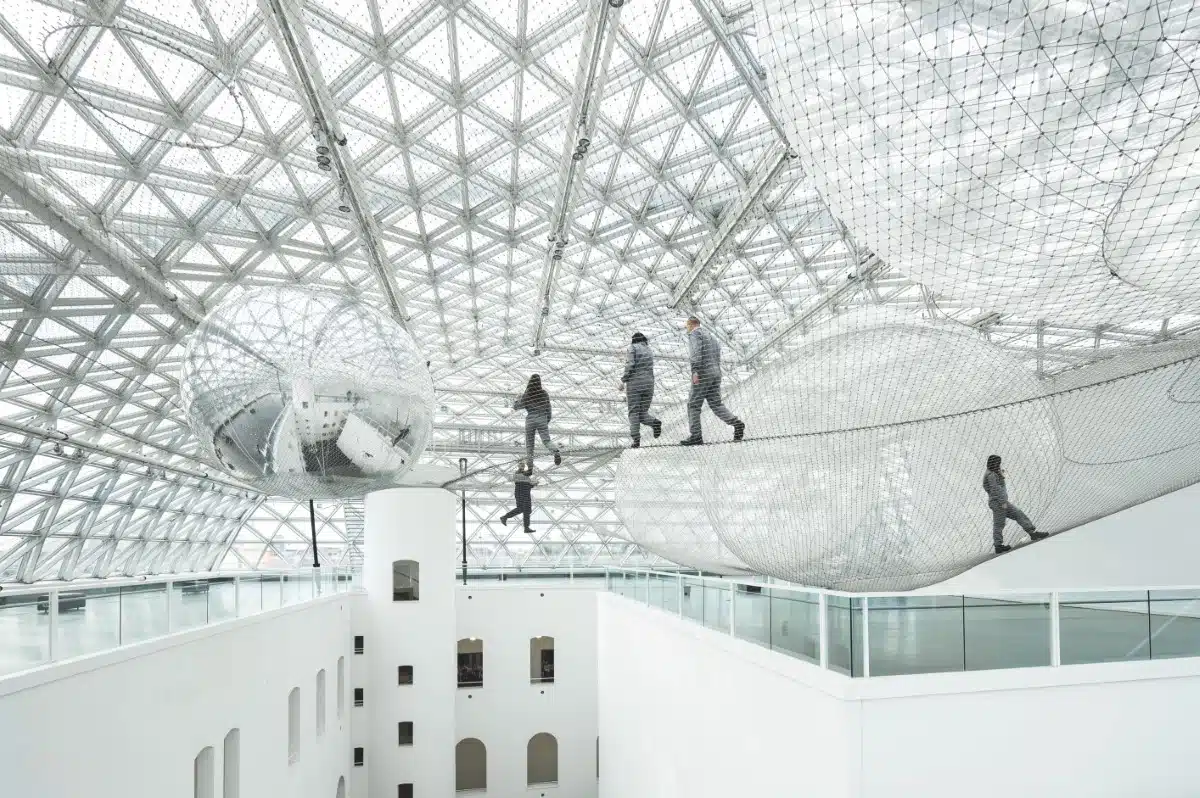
[501,515,508,527]
[732,419,745,441]
[630,439,640,449]
[680,436,703,446]
[1029,531,1048,541]
[994,543,1012,554]
[651,419,662,438]
[523,527,535,535]
[553,451,562,466]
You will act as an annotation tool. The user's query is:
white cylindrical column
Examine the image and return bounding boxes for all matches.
[363,486,457,798]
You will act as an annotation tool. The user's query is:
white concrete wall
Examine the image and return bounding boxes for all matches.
[933,481,1200,593]
[456,584,599,798]
[0,593,354,798]
[598,592,859,798]
[362,486,457,798]
[599,592,1200,798]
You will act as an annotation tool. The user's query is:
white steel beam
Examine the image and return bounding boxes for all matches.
[669,141,796,308]
[0,159,203,328]
[532,0,624,352]
[259,0,409,327]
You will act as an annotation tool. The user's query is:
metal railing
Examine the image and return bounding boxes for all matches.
[605,568,1200,678]
[0,567,360,678]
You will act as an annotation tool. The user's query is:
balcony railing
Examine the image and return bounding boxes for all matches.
[0,567,360,678]
[605,568,1200,677]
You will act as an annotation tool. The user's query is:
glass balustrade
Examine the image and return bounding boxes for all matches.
[605,568,1200,679]
[0,568,357,678]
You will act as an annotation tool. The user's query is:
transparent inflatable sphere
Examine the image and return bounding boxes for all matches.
[179,287,434,499]
[754,0,1200,320]
[702,322,1062,590]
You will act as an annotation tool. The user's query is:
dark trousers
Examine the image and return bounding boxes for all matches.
[524,416,559,461]
[626,386,659,439]
[990,501,1035,547]
[687,375,738,439]
[501,492,532,529]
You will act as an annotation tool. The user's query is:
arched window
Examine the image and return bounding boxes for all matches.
[316,670,326,737]
[530,636,554,683]
[288,687,301,764]
[223,729,240,798]
[457,638,483,687]
[194,746,214,798]
[336,776,345,798]
[393,560,419,601]
[527,733,558,785]
[455,738,487,792]
[337,657,345,719]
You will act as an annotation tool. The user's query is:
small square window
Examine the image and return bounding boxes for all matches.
[398,665,413,685]
[353,747,364,767]
[397,785,413,798]
[354,688,364,707]
[353,635,364,654]
[398,722,413,746]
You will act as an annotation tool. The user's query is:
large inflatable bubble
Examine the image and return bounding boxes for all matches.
[179,286,434,499]
[618,314,1063,590]
[753,0,1200,321]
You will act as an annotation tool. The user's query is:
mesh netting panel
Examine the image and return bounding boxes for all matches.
[753,0,1200,323]
[614,311,1200,589]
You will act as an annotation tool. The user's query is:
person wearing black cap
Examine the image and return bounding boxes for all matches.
[681,316,744,445]
[619,332,661,448]
[984,454,1046,553]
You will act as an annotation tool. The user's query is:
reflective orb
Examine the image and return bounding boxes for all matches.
[754,0,1200,320]
[179,287,434,499]
[701,318,1062,590]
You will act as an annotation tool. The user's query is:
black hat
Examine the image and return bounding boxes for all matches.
[631,332,648,345]
[986,454,1002,471]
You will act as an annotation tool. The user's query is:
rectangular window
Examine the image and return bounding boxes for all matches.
[354,687,364,707]
[398,785,413,798]
[316,670,327,737]
[337,657,345,719]
[354,635,364,654]
[194,746,214,798]
[398,665,413,685]
[223,730,240,798]
[398,722,413,746]
[353,747,364,767]
[288,687,300,764]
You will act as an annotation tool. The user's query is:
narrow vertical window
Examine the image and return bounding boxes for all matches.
[354,635,364,653]
[353,747,364,767]
[223,729,240,798]
[194,746,214,798]
[398,665,413,684]
[397,785,414,798]
[316,670,327,737]
[288,687,301,764]
[392,560,419,601]
[398,722,414,746]
[354,687,364,707]
[337,656,346,719]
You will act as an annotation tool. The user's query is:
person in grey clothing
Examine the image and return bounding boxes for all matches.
[984,454,1047,553]
[500,459,538,534]
[514,374,562,466]
[681,316,744,446]
[619,332,662,448]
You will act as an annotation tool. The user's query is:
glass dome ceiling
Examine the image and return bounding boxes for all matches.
[0,0,1194,583]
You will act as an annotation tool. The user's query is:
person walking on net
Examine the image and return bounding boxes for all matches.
[619,332,661,448]
[681,316,745,446]
[984,454,1046,554]
[514,374,562,466]
[500,459,537,534]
